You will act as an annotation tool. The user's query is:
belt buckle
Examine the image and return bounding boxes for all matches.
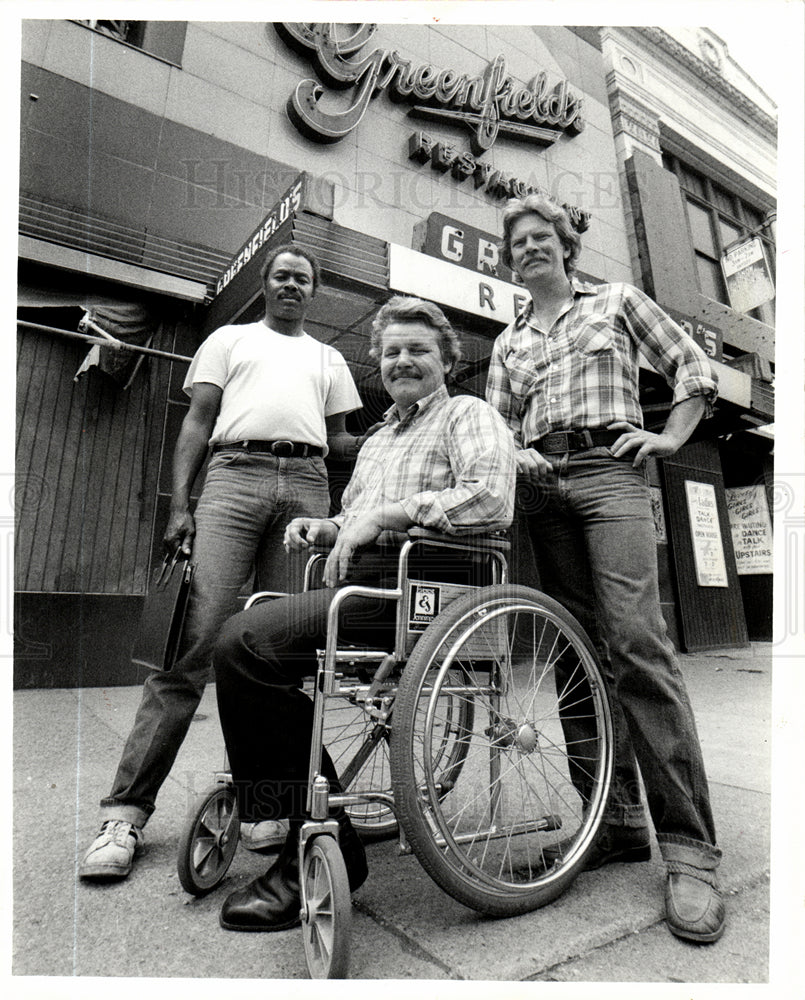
[271,440,295,457]
[578,429,593,449]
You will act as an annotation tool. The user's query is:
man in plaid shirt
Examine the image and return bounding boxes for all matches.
[486,193,724,944]
[213,296,515,933]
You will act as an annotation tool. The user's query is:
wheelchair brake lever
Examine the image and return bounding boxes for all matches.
[364,653,397,701]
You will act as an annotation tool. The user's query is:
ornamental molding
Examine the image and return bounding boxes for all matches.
[636,27,777,137]
[609,90,662,150]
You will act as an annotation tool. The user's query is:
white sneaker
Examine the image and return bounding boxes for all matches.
[240,819,288,851]
[79,820,144,879]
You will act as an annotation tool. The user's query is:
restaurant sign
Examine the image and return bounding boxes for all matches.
[275,23,584,154]
[413,212,516,283]
[202,175,306,335]
[389,243,530,326]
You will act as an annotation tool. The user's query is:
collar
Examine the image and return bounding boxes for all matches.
[383,383,450,427]
[513,274,599,330]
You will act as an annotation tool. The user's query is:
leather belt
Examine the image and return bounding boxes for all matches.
[212,440,323,458]
[530,429,621,455]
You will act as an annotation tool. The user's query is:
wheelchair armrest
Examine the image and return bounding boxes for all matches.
[244,590,289,609]
[305,526,511,555]
[405,525,511,555]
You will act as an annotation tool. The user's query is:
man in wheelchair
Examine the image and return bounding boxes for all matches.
[213,296,516,932]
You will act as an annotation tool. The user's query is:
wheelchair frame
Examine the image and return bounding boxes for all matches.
[177,528,614,980]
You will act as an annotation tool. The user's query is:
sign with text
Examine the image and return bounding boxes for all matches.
[412,212,515,283]
[663,306,723,362]
[721,237,775,314]
[685,481,728,587]
[202,175,306,335]
[725,485,773,575]
[276,23,584,153]
[214,176,305,296]
[389,243,530,325]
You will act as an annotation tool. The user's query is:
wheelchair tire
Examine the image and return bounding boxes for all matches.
[177,783,239,896]
[390,584,613,917]
[301,834,352,979]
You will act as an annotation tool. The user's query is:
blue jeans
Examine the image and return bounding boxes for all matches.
[523,448,720,867]
[100,452,331,827]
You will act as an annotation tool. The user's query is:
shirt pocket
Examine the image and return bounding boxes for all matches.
[572,317,615,355]
[503,346,543,396]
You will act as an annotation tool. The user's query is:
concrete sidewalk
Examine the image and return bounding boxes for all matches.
[13,644,773,984]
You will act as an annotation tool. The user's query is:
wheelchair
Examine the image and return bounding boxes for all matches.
[177,528,614,979]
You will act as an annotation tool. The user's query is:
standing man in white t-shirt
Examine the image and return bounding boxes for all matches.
[79,245,363,881]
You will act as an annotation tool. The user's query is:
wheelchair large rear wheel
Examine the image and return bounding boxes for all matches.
[177,782,239,895]
[391,585,613,917]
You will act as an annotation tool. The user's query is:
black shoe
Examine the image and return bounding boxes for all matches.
[542,823,651,871]
[219,850,300,932]
[334,811,368,892]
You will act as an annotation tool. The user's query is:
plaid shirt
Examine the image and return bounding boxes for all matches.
[334,385,515,534]
[485,278,718,447]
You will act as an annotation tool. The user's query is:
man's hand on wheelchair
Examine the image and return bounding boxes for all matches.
[322,513,382,587]
[323,503,413,587]
[283,517,340,553]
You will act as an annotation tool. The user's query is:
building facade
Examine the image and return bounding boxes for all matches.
[16,20,776,687]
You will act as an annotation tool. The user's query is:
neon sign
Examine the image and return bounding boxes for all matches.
[276,23,584,154]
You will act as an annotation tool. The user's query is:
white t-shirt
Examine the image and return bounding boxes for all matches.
[183,321,362,453]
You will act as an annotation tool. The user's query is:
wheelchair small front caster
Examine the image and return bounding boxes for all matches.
[300,834,352,979]
[177,782,239,895]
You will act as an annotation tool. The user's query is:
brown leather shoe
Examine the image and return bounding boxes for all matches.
[542,823,651,871]
[665,862,725,943]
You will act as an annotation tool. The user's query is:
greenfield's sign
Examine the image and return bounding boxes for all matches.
[276,23,585,154]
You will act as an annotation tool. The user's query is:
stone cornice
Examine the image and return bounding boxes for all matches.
[636,27,777,138]
[608,89,662,152]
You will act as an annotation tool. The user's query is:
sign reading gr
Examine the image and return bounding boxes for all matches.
[413,212,516,283]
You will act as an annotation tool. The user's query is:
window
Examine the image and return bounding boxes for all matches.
[73,20,186,66]
[663,154,776,325]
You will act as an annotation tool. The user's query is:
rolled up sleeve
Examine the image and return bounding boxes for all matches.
[624,286,718,418]
[398,399,516,533]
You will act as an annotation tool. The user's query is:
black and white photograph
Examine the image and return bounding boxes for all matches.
[8,1,804,995]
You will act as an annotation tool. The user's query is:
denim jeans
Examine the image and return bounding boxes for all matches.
[523,447,720,866]
[99,452,331,827]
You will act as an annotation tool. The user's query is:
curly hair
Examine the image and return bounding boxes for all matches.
[259,243,321,293]
[500,194,581,275]
[370,296,462,373]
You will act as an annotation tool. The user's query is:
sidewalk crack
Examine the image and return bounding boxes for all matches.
[352,898,462,978]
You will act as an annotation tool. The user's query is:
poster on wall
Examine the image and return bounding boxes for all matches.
[684,481,729,587]
[725,485,774,575]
